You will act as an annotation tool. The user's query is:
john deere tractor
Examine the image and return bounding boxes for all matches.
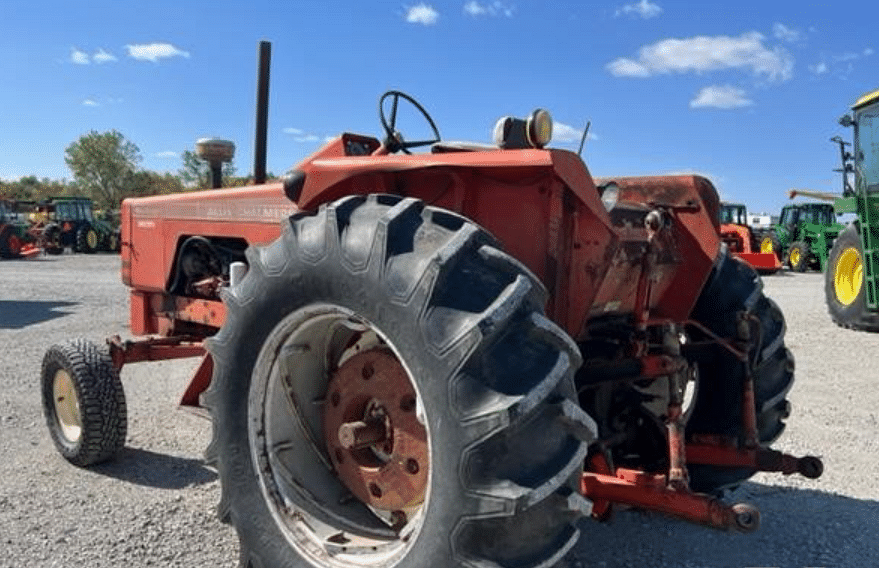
[760,201,845,272]
[824,87,879,330]
[31,197,120,254]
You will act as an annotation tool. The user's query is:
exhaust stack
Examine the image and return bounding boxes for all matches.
[253,40,271,185]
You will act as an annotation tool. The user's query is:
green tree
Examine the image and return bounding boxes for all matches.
[178,149,237,189]
[127,170,184,198]
[65,130,141,210]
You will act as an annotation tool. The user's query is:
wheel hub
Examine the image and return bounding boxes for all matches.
[323,347,428,512]
[834,247,862,305]
[53,369,82,443]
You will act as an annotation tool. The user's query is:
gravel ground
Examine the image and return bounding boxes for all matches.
[1,254,877,568]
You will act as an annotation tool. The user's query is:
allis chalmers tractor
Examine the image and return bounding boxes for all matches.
[718,202,781,274]
[40,43,822,568]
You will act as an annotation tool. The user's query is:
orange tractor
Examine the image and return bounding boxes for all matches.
[719,202,781,274]
[41,43,821,568]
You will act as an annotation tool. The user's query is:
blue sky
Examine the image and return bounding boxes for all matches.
[0,0,875,214]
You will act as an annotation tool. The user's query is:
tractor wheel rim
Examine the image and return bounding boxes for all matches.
[790,249,800,266]
[834,247,862,306]
[53,369,82,443]
[324,347,428,512]
[252,305,429,566]
[87,231,98,249]
[760,238,773,254]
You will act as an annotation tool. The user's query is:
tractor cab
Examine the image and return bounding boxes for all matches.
[849,89,879,193]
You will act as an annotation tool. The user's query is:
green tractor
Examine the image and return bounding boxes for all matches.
[760,200,845,272]
[31,197,120,254]
[824,87,879,330]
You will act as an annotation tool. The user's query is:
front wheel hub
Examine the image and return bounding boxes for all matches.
[324,348,428,511]
[834,247,862,305]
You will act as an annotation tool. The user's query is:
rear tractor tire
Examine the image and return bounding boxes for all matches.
[687,248,795,493]
[40,339,127,466]
[825,224,879,331]
[76,224,99,254]
[43,224,64,254]
[203,194,594,568]
[787,241,810,272]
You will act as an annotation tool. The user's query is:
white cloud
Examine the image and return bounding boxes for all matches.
[154,151,178,158]
[772,23,801,43]
[126,43,190,62]
[405,4,439,25]
[606,32,794,82]
[615,0,662,19]
[809,61,828,75]
[552,122,599,144]
[283,127,321,143]
[93,49,118,64]
[463,1,515,18]
[689,85,753,109]
[810,48,875,78]
[70,48,89,65]
[82,99,100,107]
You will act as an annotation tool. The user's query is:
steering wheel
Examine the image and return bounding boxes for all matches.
[379,91,441,154]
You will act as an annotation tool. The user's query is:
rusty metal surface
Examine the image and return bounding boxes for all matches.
[323,348,428,511]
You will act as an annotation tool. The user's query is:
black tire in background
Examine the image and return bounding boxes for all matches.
[760,231,782,261]
[76,224,99,254]
[41,339,127,466]
[0,227,18,258]
[43,224,64,254]
[203,194,594,568]
[825,224,879,331]
[787,241,810,272]
[686,247,795,493]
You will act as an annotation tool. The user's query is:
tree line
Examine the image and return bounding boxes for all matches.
[0,130,268,212]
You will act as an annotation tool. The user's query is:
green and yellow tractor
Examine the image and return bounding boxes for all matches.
[759,200,845,272]
[822,87,879,330]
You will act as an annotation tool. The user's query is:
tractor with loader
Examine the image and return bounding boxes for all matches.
[718,201,781,274]
[29,196,120,254]
[0,199,39,259]
[40,42,822,568]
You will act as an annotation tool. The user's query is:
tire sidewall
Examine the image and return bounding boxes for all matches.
[213,233,493,567]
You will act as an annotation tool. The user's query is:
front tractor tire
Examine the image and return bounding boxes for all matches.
[40,339,127,466]
[787,241,810,272]
[203,194,594,568]
[0,228,23,258]
[825,224,879,331]
[760,231,782,261]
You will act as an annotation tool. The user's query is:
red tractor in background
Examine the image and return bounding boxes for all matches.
[719,202,781,274]
[41,43,821,568]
